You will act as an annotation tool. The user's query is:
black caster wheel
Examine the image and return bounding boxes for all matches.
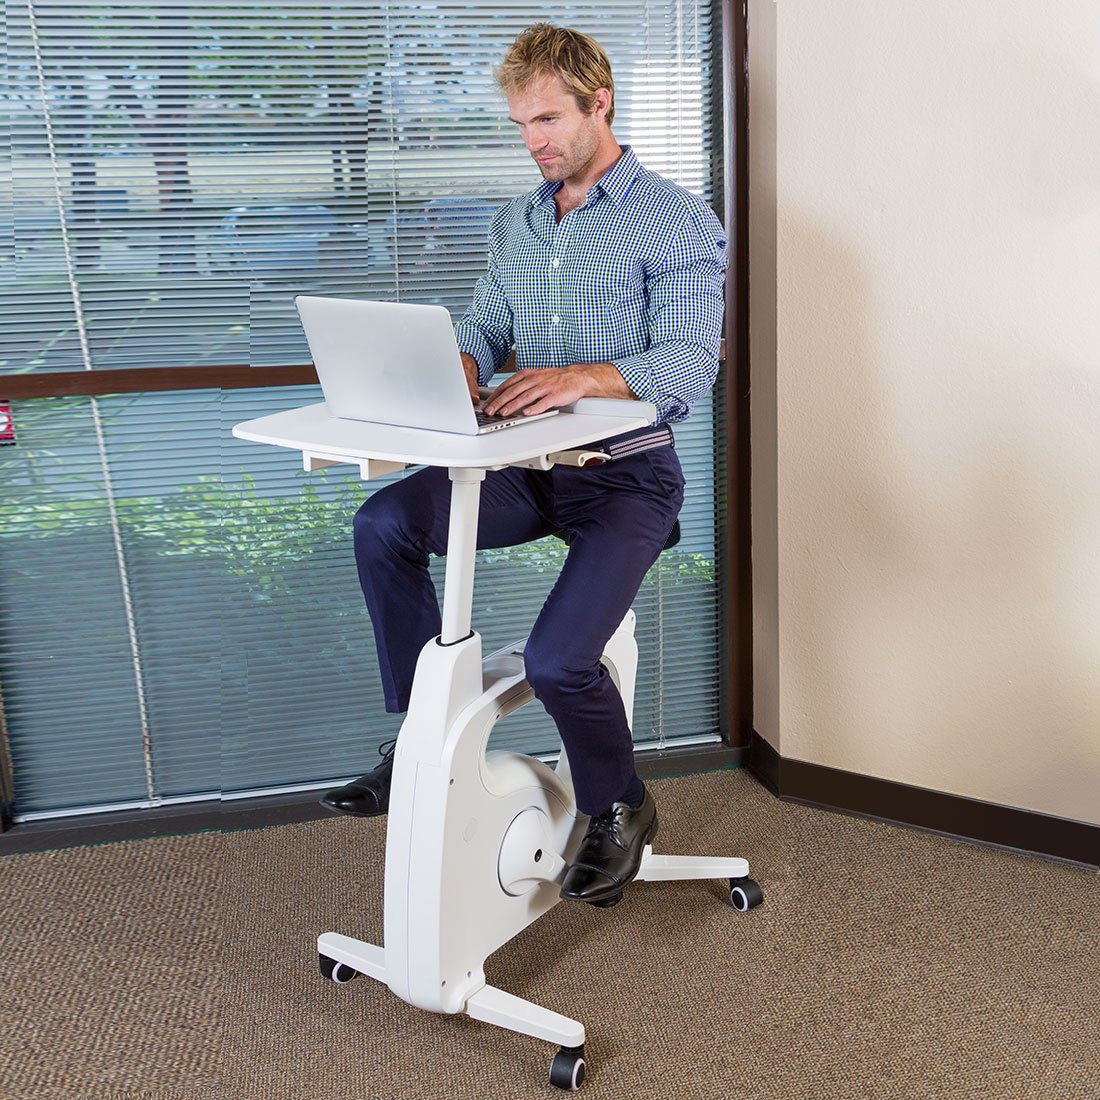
[318,953,361,984]
[549,1044,586,1091]
[728,877,764,911]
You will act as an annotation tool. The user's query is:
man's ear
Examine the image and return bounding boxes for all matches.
[586,88,610,122]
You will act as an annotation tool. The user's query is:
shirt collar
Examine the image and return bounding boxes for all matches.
[528,144,641,209]
[595,144,641,204]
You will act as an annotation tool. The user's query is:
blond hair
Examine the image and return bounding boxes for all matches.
[493,23,616,126]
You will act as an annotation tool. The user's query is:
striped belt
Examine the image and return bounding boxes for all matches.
[590,423,674,462]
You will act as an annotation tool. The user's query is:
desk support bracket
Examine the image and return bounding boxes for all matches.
[303,450,407,480]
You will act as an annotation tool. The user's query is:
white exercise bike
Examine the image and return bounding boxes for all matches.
[233,398,763,1091]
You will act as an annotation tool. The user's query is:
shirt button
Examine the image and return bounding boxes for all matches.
[551,314,560,324]
[551,258,560,268]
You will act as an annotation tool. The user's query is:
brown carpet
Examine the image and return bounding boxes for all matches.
[1,769,1096,1099]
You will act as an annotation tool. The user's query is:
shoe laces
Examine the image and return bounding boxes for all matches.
[587,802,632,845]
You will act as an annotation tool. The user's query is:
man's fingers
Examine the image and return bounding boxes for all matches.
[489,371,533,399]
[494,389,543,417]
[484,370,574,416]
[485,374,539,414]
[517,392,559,417]
[521,396,557,416]
[489,394,524,416]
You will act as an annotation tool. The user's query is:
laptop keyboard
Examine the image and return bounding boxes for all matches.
[474,406,518,426]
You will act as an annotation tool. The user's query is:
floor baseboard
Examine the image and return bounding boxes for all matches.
[746,731,1098,871]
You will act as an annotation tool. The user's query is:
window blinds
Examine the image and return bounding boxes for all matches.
[4,0,720,372]
[0,0,725,818]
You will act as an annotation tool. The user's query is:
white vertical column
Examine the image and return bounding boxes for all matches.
[440,467,486,644]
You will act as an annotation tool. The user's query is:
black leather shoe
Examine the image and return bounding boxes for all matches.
[559,786,658,905]
[320,738,397,817]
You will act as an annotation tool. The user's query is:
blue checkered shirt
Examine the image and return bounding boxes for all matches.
[453,144,728,425]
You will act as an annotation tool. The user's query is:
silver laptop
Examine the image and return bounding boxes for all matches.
[294,295,560,435]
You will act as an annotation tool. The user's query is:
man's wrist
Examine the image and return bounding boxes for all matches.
[567,361,635,400]
[456,338,493,384]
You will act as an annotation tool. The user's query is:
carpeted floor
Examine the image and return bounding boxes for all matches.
[1,769,1096,1099]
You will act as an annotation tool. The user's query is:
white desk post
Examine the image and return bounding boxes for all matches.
[440,467,484,645]
[231,399,763,1092]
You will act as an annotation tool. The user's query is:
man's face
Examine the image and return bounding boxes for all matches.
[507,72,607,183]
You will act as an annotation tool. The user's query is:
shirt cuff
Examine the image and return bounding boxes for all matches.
[453,325,499,385]
[611,353,660,405]
[611,354,692,423]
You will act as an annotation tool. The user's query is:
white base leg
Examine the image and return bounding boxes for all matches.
[636,845,751,883]
[466,984,585,1049]
[318,933,585,1049]
[317,932,386,983]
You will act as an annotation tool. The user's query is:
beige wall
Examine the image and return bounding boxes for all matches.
[748,0,1100,824]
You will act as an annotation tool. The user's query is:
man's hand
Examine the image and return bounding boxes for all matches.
[482,362,634,418]
[459,352,481,405]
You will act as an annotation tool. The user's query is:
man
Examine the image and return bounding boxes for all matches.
[322,23,727,906]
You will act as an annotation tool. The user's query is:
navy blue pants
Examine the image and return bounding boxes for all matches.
[352,427,685,816]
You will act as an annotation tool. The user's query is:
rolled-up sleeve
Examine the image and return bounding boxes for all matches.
[612,206,728,423]
[453,226,515,385]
